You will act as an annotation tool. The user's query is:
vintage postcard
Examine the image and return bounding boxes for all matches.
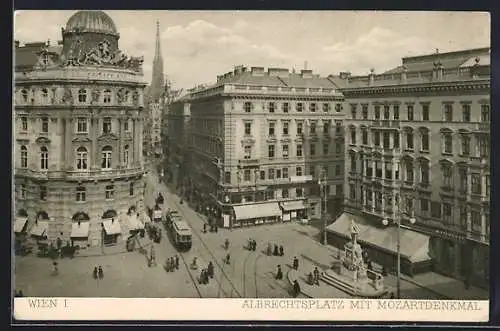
[12,10,490,322]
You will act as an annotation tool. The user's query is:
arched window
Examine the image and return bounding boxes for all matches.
[36,211,49,221]
[40,146,48,170]
[123,145,129,166]
[75,186,86,202]
[21,89,28,103]
[20,145,28,168]
[419,127,430,152]
[103,89,112,104]
[124,90,130,104]
[403,157,414,182]
[76,146,88,170]
[101,145,112,169]
[78,89,87,103]
[41,88,49,103]
[419,159,430,185]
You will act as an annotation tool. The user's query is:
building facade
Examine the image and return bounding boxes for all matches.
[167,66,345,228]
[329,48,490,288]
[14,10,147,248]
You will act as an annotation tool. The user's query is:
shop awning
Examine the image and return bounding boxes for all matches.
[102,218,122,235]
[127,214,145,230]
[281,200,307,211]
[234,202,281,221]
[327,212,431,263]
[14,217,28,233]
[30,221,49,237]
[71,222,90,238]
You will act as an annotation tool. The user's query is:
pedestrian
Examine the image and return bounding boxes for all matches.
[308,272,314,285]
[175,255,180,270]
[252,239,257,251]
[203,223,207,233]
[170,257,175,272]
[52,261,59,276]
[390,292,395,299]
[93,266,98,279]
[98,266,104,279]
[267,243,272,256]
[203,269,209,284]
[207,261,214,278]
[293,256,299,270]
[279,245,284,256]
[273,244,279,256]
[199,269,205,284]
[313,267,320,285]
[225,253,231,265]
[18,290,24,297]
[275,265,283,280]
[293,280,301,298]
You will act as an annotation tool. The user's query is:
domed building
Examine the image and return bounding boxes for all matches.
[14,10,147,249]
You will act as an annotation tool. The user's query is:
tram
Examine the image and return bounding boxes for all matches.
[170,219,192,252]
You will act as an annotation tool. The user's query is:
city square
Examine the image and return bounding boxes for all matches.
[13,10,489,302]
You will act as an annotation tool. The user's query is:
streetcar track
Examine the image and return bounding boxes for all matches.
[254,254,262,298]
[242,250,254,297]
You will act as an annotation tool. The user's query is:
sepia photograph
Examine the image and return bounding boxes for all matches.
[12,10,490,321]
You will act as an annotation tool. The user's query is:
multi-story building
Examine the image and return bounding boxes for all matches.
[13,10,147,248]
[168,66,345,228]
[328,48,490,288]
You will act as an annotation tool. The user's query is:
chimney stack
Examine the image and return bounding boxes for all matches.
[339,71,351,80]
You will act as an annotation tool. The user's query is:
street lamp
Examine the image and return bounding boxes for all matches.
[382,192,416,299]
[318,167,328,245]
[254,169,259,202]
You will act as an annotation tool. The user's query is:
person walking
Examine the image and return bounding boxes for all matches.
[225,253,231,265]
[98,266,104,279]
[275,265,283,280]
[267,243,272,256]
[170,257,175,272]
[175,255,180,270]
[252,239,257,252]
[279,245,284,256]
[207,261,214,278]
[93,266,98,279]
[273,244,279,256]
[293,280,301,298]
[293,256,299,270]
[313,267,320,286]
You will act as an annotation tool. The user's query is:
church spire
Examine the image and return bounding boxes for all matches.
[150,20,164,102]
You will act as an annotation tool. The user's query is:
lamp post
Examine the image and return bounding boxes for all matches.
[382,192,416,299]
[254,169,259,202]
[318,167,328,245]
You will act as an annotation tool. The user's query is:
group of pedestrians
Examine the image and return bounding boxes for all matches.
[92,265,104,280]
[165,255,180,272]
[267,243,285,257]
[307,267,321,286]
[199,261,214,285]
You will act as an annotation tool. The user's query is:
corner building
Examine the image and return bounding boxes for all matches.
[14,11,147,248]
[329,48,490,289]
[168,66,345,228]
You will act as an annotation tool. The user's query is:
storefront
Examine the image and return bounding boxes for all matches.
[102,218,122,245]
[71,221,90,249]
[280,200,308,222]
[232,202,282,228]
[327,212,433,276]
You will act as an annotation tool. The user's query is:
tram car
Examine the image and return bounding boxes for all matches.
[170,219,192,252]
[152,205,164,223]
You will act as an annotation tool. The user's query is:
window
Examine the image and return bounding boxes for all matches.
[350,154,357,172]
[481,105,490,122]
[335,142,342,154]
[243,169,251,182]
[123,145,130,165]
[461,136,470,155]
[224,172,231,184]
[268,169,275,180]
[129,182,134,196]
[20,145,27,168]
[383,105,390,120]
[105,185,115,200]
[405,159,414,182]
[384,162,392,179]
[478,136,489,158]
[20,184,26,199]
[383,132,390,148]
[268,102,275,113]
[336,184,343,196]
[296,188,303,197]
[323,121,330,134]
[393,105,400,120]
[39,185,47,201]
[244,145,251,159]
[282,168,288,178]
[282,103,289,113]
[375,161,382,178]
[335,164,341,176]
[296,103,303,112]
[40,146,48,170]
[323,142,329,155]
[421,130,429,152]
[101,146,113,169]
[296,166,302,176]
[77,118,88,133]
[471,210,481,227]
[471,174,481,195]
[422,104,429,121]
[103,89,112,103]
[374,106,380,119]
[420,198,429,214]
[362,129,368,145]
[443,104,453,122]
[21,89,28,103]
[443,203,452,222]
[350,129,356,145]
[443,133,453,154]
[282,122,289,135]
[76,186,86,202]
[296,144,303,157]
[374,131,380,146]
[282,144,289,158]
[322,103,329,112]
[441,164,452,187]
[406,132,414,150]
[260,170,265,180]
[310,103,317,112]
[41,89,49,103]
[407,105,414,121]
[244,102,252,113]
[310,122,316,134]
[310,143,316,156]
[244,122,252,135]
[459,206,468,228]
[124,120,130,132]
[20,116,28,132]
[103,117,112,134]
[78,89,87,103]
[351,105,357,119]
[268,145,275,158]
[462,104,471,122]
[296,122,303,135]
[362,105,368,119]
[431,201,441,219]
[76,146,88,170]
[459,167,468,192]
[41,117,49,133]
[420,161,429,184]
[268,122,275,136]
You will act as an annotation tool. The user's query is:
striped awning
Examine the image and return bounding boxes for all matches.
[71,222,90,238]
[281,200,307,211]
[14,217,28,233]
[233,202,281,221]
[30,221,49,237]
[102,218,121,235]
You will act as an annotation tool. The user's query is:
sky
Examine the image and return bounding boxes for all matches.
[14,10,490,89]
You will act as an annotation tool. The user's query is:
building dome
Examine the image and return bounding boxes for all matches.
[65,10,118,35]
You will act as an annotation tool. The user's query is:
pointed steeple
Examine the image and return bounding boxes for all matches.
[150,20,164,102]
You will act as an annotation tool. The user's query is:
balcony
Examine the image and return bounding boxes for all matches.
[65,166,144,180]
[238,158,260,166]
[474,123,490,133]
[371,120,400,129]
[15,168,64,180]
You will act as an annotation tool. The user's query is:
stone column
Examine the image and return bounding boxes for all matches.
[138,119,144,165]
[372,160,376,179]
[117,117,123,167]
[390,132,394,149]
[382,161,386,179]
[65,118,73,169]
[466,167,472,198]
[372,190,375,212]
[481,172,486,199]
[92,118,100,169]
[133,118,139,165]
[481,211,487,241]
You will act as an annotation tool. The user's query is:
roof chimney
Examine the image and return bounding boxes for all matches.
[339,71,351,80]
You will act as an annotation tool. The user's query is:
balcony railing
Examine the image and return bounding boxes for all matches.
[238,158,260,165]
[65,166,144,180]
[474,123,490,132]
[371,120,400,128]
